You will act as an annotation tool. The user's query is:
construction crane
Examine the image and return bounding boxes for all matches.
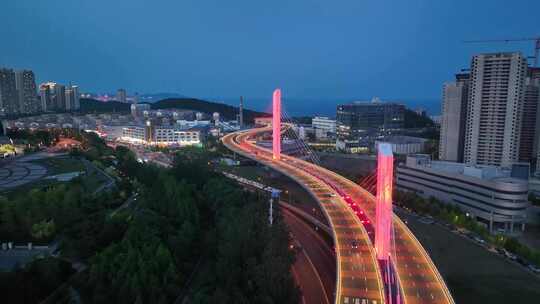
[464,37,540,67]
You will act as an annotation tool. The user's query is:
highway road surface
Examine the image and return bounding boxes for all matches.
[224,127,385,304]
[222,126,455,304]
[283,207,335,303]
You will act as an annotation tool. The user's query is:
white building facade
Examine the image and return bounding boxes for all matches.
[464,52,528,167]
[312,116,336,132]
[397,155,529,233]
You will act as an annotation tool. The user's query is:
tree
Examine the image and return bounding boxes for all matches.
[31,219,56,239]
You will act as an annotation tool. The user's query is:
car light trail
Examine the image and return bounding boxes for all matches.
[222,101,454,304]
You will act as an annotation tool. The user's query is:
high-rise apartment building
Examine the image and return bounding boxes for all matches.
[65,85,80,111]
[520,68,540,164]
[0,68,19,115]
[464,52,528,167]
[15,70,39,114]
[54,84,66,110]
[439,73,470,162]
[39,82,80,112]
[39,84,51,112]
[40,82,66,112]
[116,88,127,103]
[72,85,80,110]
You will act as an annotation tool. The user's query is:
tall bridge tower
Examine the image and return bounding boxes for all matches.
[375,143,394,260]
[272,89,281,160]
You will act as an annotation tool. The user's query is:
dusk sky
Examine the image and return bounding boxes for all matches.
[2,0,539,105]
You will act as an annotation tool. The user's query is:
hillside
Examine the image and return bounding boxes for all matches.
[80,98,131,113]
[151,98,270,123]
[404,108,435,128]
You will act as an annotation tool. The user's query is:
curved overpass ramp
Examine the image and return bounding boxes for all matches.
[223,126,454,304]
[223,127,385,304]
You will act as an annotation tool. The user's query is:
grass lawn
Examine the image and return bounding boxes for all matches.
[398,210,540,303]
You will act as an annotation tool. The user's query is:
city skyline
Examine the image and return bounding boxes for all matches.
[2,2,540,304]
[1,0,539,105]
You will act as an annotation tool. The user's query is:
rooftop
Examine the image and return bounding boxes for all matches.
[405,154,528,183]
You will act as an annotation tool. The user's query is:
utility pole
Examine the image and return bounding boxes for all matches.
[269,189,280,226]
[239,96,244,128]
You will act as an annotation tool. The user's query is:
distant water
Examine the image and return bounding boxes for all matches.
[214,97,441,118]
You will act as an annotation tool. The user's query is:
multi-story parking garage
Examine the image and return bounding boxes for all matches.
[396,154,529,233]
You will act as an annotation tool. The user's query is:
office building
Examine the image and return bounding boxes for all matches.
[312,116,336,133]
[336,138,370,153]
[121,124,201,146]
[14,70,39,114]
[396,154,529,233]
[336,98,404,138]
[116,89,127,103]
[464,52,528,167]
[0,68,19,115]
[439,73,470,162]
[121,125,148,144]
[154,126,201,146]
[375,136,428,155]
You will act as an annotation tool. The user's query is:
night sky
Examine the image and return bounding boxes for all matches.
[2,0,539,106]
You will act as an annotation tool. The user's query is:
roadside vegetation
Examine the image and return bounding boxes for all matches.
[0,129,299,304]
[395,190,540,267]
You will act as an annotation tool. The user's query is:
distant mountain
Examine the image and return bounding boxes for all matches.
[79,97,269,123]
[80,98,131,113]
[151,98,270,123]
[403,108,435,128]
[139,93,186,103]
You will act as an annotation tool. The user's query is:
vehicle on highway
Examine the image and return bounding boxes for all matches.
[351,240,359,249]
[419,217,435,224]
[528,264,540,274]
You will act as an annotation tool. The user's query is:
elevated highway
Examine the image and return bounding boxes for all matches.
[224,127,385,304]
[222,126,454,304]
